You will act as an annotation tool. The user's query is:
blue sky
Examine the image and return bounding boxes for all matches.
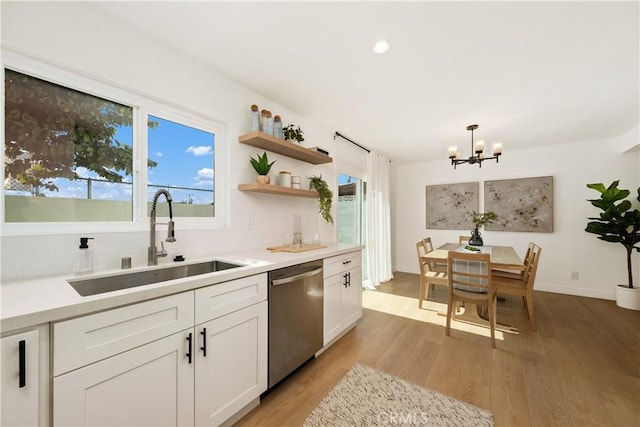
[35,116,216,204]
[147,116,215,194]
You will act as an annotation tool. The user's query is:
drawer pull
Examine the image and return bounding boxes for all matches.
[342,260,352,265]
[186,332,193,364]
[200,328,207,357]
[18,340,26,388]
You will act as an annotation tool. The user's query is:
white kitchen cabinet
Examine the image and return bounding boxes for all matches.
[1,324,49,427]
[323,250,363,345]
[53,273,268,427]
[54,330,194,427]
[342,265,362,327]
[194,300,267,426]
[53,291,194,376]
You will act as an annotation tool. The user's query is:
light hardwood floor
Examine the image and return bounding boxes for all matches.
[235,272,640,427]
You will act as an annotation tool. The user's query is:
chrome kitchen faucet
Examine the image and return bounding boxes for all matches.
[148,189,176,266]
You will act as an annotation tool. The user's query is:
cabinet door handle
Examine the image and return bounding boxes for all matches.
[186,332,193,364]
[347,271,351,287]
[200,328,207,357]
[18,339,26,388]
[343,273,348,288]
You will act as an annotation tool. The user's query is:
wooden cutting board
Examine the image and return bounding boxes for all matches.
[266,243,327,253]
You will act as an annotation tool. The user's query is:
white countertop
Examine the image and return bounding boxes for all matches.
[1,243,362,333]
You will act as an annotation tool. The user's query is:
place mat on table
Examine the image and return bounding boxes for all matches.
[267,243,327,253]
[455,245,493,255]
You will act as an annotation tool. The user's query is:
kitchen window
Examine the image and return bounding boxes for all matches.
[2,54,226,233]
[4,69,135,223]
[147,115,215,218]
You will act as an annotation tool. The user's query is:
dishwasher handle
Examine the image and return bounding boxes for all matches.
[271,267,323,286]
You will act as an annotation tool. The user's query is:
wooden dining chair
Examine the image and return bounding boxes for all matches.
[459,235,470,245]
[416,240,448,308]
[492,242,535,280]
[423,237,447,273]
[493,243,542,331]
[446,251,497,348]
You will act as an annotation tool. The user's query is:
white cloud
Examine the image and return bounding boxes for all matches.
[155,152,163,158]
[186,146,212,156]
[74,166,92,178]
[197,168,214,179]
[194,168,214,187]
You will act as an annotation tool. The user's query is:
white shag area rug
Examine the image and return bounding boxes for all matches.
[304,363,494,427]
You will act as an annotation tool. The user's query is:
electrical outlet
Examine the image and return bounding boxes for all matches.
[570,271,579,280]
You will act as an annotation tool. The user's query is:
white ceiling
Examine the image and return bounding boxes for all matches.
[92,1,639,164]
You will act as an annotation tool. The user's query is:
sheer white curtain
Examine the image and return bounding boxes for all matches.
[364,150,393,289]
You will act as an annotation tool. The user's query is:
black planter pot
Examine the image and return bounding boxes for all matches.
[469,228,483,246]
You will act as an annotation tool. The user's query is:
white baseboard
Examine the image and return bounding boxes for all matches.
[534,281,615,301]
[393,271,617,301]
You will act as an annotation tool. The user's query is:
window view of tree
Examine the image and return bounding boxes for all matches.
[4,69,146,190]
[4,69,149,222]
[4,68,218,224]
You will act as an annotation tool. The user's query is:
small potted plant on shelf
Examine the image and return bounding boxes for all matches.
[585,181,640,310]
[282,124,305,144]
[469,211,498,246]
[308,175,333,224]
[249,152,276,184]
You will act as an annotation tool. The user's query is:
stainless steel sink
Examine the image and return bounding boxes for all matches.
[68,260,243,296]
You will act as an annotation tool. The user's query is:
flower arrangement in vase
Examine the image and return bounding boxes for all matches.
[469,211,498,246]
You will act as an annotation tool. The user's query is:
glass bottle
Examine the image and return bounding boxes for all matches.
[260,109,268,132]
[293,214,303,247]
[263,110,274,136]
[273,115,283,139]
[250,104,260,132]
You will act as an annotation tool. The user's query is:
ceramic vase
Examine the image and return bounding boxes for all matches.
[256,175,270,184]
[469,228,483,246]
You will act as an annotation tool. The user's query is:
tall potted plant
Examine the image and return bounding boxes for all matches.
[585,181,640,310]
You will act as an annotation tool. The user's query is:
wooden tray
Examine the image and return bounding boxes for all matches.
[266,244,327,253]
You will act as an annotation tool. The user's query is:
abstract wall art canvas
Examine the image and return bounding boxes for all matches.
[484,176,553,232]
[425,182,479,230]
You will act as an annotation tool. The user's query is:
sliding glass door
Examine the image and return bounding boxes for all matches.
[338,173,368,284]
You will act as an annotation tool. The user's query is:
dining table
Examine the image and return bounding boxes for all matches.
[420,243,525,332]
[423,242,524,272]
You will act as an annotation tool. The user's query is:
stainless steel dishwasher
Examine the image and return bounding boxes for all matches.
[268,260,323,389]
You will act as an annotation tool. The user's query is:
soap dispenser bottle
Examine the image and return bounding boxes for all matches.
[76,237,94,275]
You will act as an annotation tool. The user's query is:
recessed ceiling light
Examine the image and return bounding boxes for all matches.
[373,39,391,54]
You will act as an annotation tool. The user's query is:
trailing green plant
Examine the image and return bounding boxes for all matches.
[249,152,276,175]
[308,175,333,224]
[585,181,640,288]
[471,211,498,229]
[282,124,304,144]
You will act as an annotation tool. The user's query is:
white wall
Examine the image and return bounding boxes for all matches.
[0,2,340,281]
[2,2,638,301]
[393,135,640,301]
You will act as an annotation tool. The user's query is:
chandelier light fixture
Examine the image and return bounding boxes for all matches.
[448,124,503,169]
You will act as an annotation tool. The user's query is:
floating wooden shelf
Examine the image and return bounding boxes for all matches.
[239,131,332,165]
[238,182,319,198]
